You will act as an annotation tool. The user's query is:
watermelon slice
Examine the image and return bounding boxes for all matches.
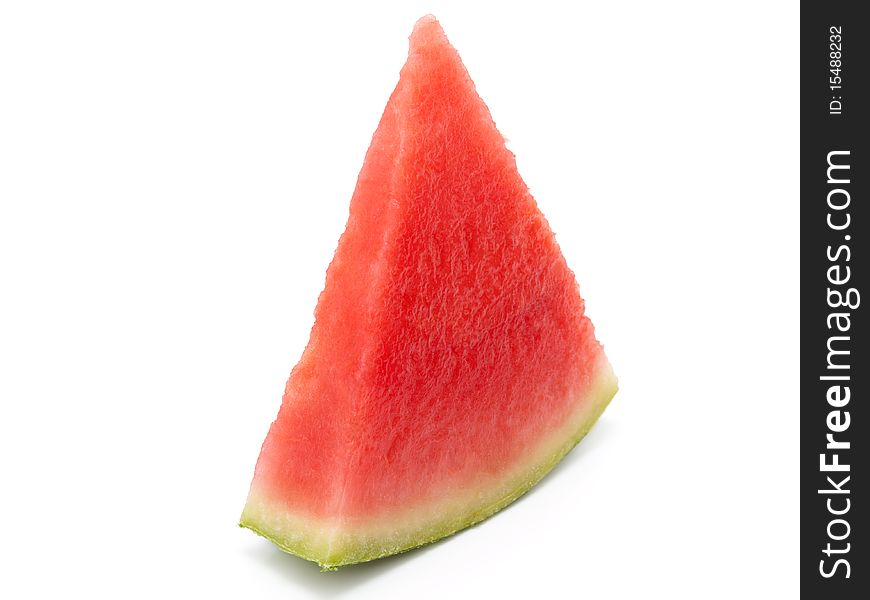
[240,15,617,570]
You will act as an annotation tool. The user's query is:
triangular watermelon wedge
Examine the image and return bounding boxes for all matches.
[240,15,617,570]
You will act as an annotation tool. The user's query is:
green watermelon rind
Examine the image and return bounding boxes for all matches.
[239,364,617,571]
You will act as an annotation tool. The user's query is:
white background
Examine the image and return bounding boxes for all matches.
[0,1,799,598]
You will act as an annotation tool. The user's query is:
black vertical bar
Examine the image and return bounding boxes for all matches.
[801,2,867,597]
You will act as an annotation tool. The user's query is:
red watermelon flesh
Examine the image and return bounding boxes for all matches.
[240,15,617,569]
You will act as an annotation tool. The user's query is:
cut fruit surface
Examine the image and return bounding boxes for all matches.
[240,15,617,570]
